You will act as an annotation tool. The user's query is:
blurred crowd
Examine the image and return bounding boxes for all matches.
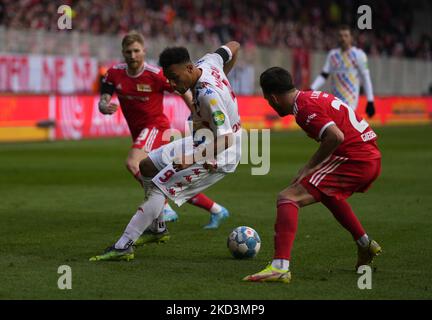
[1,0,431,60]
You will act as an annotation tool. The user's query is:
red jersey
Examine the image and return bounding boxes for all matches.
[294,90,381,160]
[102,62,174,140]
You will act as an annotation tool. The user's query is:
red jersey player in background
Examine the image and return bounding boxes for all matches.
[98,32,229,235]
[244,67,382,283]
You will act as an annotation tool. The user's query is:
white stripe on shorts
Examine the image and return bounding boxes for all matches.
[137,128,149,141]
[145,128,158,152]
[309,157,339,185]
[309,156,348,186]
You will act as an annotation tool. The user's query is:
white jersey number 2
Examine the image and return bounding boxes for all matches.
[331,98,369,133]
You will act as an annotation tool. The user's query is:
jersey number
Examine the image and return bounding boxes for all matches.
[331,98,368,133]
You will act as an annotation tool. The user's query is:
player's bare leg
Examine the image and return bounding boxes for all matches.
[243,183,316,283]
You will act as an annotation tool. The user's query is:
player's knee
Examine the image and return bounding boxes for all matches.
[139,158,158,177]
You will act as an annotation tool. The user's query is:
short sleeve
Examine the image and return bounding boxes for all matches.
[198,90,232,137]
[296,104,335,140]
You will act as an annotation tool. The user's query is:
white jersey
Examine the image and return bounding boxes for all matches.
[192,52,242,172]
[322,46,372,110]
[148,49,242,206]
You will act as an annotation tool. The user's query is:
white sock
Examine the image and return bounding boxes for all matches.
[356,234,370,248]
[210,203,223,214]
[115,186,166,249]
[271,259,290,271]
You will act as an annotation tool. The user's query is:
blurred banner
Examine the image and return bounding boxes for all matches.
[1,94,431,142]
[0,54,98,94]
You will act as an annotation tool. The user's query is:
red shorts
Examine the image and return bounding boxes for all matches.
[131,127,170,152]
[300,155,381,201]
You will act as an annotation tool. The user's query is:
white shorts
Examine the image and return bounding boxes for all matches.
[148,137,226,206]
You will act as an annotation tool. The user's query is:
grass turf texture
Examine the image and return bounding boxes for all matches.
[0,125,431,300]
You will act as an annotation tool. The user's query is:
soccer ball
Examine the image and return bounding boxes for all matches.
[227,226,261,259]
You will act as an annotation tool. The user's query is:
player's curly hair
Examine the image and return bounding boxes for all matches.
[159,47,191,70]
[260,67,295,95]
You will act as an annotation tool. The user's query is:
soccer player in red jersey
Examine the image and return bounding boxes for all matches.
[244,67,382,283]
[98,32,229,232]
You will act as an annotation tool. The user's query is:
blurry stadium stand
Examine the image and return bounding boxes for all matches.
[1,27,431,95]
[0,0,431,142]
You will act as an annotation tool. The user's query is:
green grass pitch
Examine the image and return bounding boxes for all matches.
[1,125,431,299]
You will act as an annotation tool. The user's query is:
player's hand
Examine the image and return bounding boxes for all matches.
[99,102,118,115]
[365,101,375,118]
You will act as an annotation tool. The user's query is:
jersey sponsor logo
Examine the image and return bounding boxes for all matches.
[361,130,377,142]
[212,111,225,126]
[136,84,152,92]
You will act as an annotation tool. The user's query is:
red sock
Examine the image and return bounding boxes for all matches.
[188,193,214,211]
[321,195,365,240]
[274,199,299,260]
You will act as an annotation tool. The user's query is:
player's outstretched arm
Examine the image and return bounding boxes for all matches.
[220,41,240,75]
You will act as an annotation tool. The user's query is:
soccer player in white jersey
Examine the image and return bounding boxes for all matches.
[310,25,376,117]
[90,41,242,261]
